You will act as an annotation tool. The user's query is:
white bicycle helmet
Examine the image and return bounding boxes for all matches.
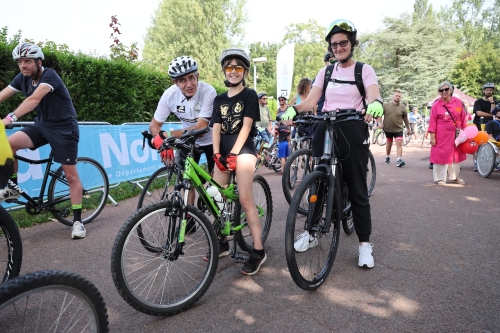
[483,83,495,90]
[12,42,44,60]
[220,48,250,68]
[168,56,198,79]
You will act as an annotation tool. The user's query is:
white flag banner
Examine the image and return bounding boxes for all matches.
[276,43,295,100]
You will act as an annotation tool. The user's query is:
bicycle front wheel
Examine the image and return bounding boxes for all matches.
[282,148,313,210]
[111,202,218,316]
[137,165,178,209]
[376,131,387,146]
[367,150,376,197]
[285,171,341,290]
[235,174,273,252]
[49,157,109,226]
[0,270,109,332]
[403,132,411,146]
[0,207,22,284]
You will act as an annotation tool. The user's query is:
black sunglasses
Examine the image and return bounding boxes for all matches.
[438,88,450,93]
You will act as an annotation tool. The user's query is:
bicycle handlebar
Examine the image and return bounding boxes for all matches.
[294,109,364,125]
[141,127,209,155]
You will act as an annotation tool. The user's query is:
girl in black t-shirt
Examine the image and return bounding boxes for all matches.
[209,48,266,276]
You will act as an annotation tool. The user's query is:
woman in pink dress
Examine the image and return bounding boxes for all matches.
[429,81,468,185]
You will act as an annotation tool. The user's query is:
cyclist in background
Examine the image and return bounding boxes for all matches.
[149,56,216,208]
[0,42,85,239]
[281,19,383,269]
[210,48,266,275]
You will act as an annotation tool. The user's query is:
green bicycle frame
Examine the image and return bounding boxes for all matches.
[178,155,239,242]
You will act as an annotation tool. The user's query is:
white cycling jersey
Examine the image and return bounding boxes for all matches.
[154,81,216,146]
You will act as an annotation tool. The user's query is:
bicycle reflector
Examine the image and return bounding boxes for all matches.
[309,195,318,203]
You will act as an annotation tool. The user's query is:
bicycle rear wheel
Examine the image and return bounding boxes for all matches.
[235,175,273,252]
[137,165,178,209]
[285,171,341,290]
[0,270,109,332]
[403,132,411,146]
[49,157,109,226]
[282,148,313,212]
[111,202,218,316]
[367,150,376,197]
[0,207,22,284]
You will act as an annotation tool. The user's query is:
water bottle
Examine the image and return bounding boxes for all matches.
[207,186,224,210]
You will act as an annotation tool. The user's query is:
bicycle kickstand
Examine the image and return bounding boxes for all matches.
[230,236,248,263]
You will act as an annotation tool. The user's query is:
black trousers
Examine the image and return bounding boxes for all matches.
[312,121,372,242]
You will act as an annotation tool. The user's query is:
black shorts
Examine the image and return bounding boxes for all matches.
[21,122,79,165]
[384,131,403,139]
[220,133,256,157]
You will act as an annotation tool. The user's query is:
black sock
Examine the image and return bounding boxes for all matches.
[72,204,82,222]
[254,248,265,256]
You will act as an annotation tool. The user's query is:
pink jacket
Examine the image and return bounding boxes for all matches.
[429,96,467,164]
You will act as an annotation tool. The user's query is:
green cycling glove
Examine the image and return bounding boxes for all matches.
[280,106,297,121]
[366,100,384,118]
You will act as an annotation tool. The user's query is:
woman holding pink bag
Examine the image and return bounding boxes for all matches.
[428,81,468,185]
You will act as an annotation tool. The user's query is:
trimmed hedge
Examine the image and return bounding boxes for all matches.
[1,36,230,124]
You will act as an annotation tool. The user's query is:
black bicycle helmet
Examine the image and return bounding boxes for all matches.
[324,19,357,64]
[323,51,334,62]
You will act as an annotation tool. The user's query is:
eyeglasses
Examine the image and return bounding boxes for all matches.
[225,65,245,73]
[278,98,286,101]
[329,58,336,64]
[261,98,268,100]
[330,40,349,50]
[438,88,450,93]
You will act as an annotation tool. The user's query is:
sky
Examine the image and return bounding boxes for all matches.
[0,0,452,58]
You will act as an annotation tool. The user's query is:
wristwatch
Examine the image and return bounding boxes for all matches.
[7,112,18,122]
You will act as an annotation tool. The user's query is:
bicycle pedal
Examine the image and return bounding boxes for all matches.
[231,251,248,263]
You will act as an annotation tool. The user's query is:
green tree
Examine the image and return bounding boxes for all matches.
[282,19,326,98]
[450,42,500,98]
[142,0,247,82]
[247,42,279,96]
[358,13,460,106]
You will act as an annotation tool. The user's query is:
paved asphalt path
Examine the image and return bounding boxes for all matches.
[15,140,500,333]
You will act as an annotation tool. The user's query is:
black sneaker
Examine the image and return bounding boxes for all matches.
[203,241,230,261]
[241,251,267,276]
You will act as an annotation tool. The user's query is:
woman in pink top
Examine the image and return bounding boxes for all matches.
[282,19,383,269]
[429,81,467,185]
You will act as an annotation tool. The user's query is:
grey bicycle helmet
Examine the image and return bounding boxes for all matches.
[168,56,198,79]
[257,92,267,99]
[12,42,44,60]
[220,48,251,68]
[483,83,495,90]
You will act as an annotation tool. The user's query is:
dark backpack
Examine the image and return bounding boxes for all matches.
[322,61,366,110]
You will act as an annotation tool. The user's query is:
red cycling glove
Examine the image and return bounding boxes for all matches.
[226,153,238,171]
[213,153,228,172]
[153,133,174,163]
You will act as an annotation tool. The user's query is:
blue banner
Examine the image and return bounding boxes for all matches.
[5,123,208,198]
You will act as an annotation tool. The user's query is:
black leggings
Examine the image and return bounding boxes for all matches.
[311,121,372,242]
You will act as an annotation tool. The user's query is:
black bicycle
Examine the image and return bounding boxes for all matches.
[2,151,109,226]
[0,206,22,284]
[0,270,109,332]
[285,110,368,290]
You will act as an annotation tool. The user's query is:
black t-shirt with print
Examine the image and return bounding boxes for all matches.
[473,98,497,128]
[210,88,260,154]
[486,119,500,141]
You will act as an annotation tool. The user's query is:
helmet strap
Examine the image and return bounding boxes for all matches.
[30,60,43,82]
[224,78,245,88]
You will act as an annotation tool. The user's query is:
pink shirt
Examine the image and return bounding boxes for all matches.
[313,62,378,111]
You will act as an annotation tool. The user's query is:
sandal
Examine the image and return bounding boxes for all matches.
[437,180,446,185]
[451,178,465,185]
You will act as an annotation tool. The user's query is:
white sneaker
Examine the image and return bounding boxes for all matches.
[358,243,374,268]
[294,231,319,252]
[0,188,21,202]
[71,221,86,239]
